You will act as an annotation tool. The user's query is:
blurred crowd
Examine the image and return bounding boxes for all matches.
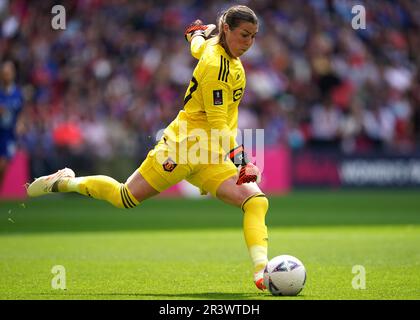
[1,0,420,177]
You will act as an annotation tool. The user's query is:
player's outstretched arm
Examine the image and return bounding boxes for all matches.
[184,19,216,42]
[184,20,216,59]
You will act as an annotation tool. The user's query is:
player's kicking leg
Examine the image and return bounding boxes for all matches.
[26,168,159,208]
[216,177,269,291]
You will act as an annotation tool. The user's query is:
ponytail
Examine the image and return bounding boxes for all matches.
[216,5,258,51]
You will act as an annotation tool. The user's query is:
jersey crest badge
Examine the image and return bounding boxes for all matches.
[163,158,177,172]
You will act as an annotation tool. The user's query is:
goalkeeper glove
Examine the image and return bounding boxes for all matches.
[228,145,262,185]
[184,20,216,43]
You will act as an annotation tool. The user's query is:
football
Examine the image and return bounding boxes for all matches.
[263,255,306,296]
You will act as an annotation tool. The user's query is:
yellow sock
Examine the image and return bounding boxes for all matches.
[57,175,139,209]
[242,194,269,273]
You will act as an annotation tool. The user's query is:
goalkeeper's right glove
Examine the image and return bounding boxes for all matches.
[184,19,216,43]
[228,145,262,185]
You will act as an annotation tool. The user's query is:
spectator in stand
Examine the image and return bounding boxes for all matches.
[309,95,342,150]
[0,60,24,187]
[362,99,396,151]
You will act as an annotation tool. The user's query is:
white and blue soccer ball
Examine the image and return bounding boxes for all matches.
[263,255,306,296]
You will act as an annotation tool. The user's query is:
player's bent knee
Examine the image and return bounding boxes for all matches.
[260,196,269,214]
[241,193,269,214]
[117,184,139,209]
[256,196,269,215]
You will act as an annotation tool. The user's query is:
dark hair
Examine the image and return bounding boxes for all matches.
[217,5,258,51]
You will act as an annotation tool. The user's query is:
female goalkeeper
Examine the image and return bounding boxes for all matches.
[27,5,269,291]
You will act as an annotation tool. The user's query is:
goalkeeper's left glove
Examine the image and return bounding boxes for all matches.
[184,19,216,43]
[228,145,262,185]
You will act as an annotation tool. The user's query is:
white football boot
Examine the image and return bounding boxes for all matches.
[27,168,75,197]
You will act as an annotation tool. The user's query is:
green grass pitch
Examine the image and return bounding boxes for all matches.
[0,190,419,300]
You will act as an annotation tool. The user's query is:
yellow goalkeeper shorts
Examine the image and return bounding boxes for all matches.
[138,135,238,197]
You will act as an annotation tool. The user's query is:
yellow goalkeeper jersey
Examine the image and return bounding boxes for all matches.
[164,36,246,154]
